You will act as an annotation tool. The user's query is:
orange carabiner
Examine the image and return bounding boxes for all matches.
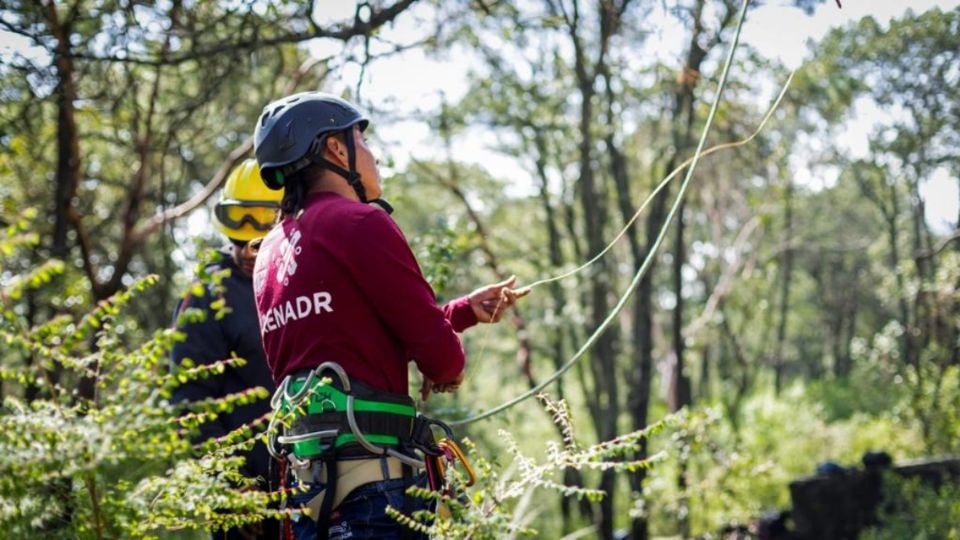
[435,453,447,479]
[438,438,476,487]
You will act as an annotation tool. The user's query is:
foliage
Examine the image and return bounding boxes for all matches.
[389,395,669,539]
[645,387,925,536]
[0,213,279,539]
[838,250,960,454]
[413,216,461,299]
[860,474,960,540]
[800,8,960,454]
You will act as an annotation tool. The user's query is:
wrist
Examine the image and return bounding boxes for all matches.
[447,295,479,331]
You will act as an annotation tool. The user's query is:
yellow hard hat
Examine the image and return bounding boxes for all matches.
[214,159,283,242]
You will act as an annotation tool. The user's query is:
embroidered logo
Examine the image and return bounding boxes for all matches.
[276,229,302,286]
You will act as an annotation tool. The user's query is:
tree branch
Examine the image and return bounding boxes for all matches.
[69,0,418,66]
[0,18,44,44]
[132,57,328,242]
[683,216,761,340]
[915,229,960,260]
[69,208,105,299]
[81,2,180,297]
[133,137,254,243]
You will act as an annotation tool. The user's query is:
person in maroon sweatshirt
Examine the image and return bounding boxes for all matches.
[252,92,528,540]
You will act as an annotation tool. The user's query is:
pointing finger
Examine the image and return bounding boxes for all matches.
[511,286,532,298]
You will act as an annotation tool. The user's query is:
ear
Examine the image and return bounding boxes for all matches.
[323,135,348,165]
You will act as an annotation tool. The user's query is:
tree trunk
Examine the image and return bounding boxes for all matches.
[567,2,622,534]
[671,200,692,538]
[577,88,619,540]
[630,272,656,540]
[699,344,711,401]
[47,6,81,260]
[884,180,914,370]
[629,1,712,534]
[670,199,691,412]
[774,175,794,393]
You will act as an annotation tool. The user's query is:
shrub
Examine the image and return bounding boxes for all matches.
[860,474,960,540]
[0,213,281,539]
[389,395,668,539]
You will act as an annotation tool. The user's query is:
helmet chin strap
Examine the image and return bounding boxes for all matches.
[310,131,394,214]
[368,198,394,214]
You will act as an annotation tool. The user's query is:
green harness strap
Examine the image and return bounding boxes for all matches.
[279,372,418,460]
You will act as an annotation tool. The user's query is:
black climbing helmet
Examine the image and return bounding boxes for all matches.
[254,92,370,199]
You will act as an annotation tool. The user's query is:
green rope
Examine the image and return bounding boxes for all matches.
[449,0,753,426]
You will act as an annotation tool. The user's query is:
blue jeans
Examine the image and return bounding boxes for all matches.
[290,474,432,540]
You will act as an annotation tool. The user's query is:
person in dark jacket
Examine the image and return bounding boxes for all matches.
[171,159,282,540]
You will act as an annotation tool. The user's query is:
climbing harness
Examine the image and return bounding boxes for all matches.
[268,362,423,464]
[267,361,474,536]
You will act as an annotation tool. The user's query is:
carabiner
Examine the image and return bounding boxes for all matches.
[422,415,455,441]
[438,438,476,487]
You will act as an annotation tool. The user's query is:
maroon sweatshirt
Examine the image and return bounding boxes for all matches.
[252,191,476,394]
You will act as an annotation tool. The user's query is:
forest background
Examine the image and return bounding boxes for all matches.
[1,0,959,538]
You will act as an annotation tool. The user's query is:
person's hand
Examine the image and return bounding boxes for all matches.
[420,370,465,401]
[468,275,531,323]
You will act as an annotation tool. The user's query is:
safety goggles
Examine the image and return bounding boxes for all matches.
[214,200,280,231]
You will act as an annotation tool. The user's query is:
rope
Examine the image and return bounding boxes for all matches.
[461,66,794,387]
[450,0,754,426]
[525,70,795,291]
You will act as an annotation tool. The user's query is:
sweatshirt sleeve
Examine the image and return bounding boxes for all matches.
[442,296,478,333]
[344,211,466,384]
